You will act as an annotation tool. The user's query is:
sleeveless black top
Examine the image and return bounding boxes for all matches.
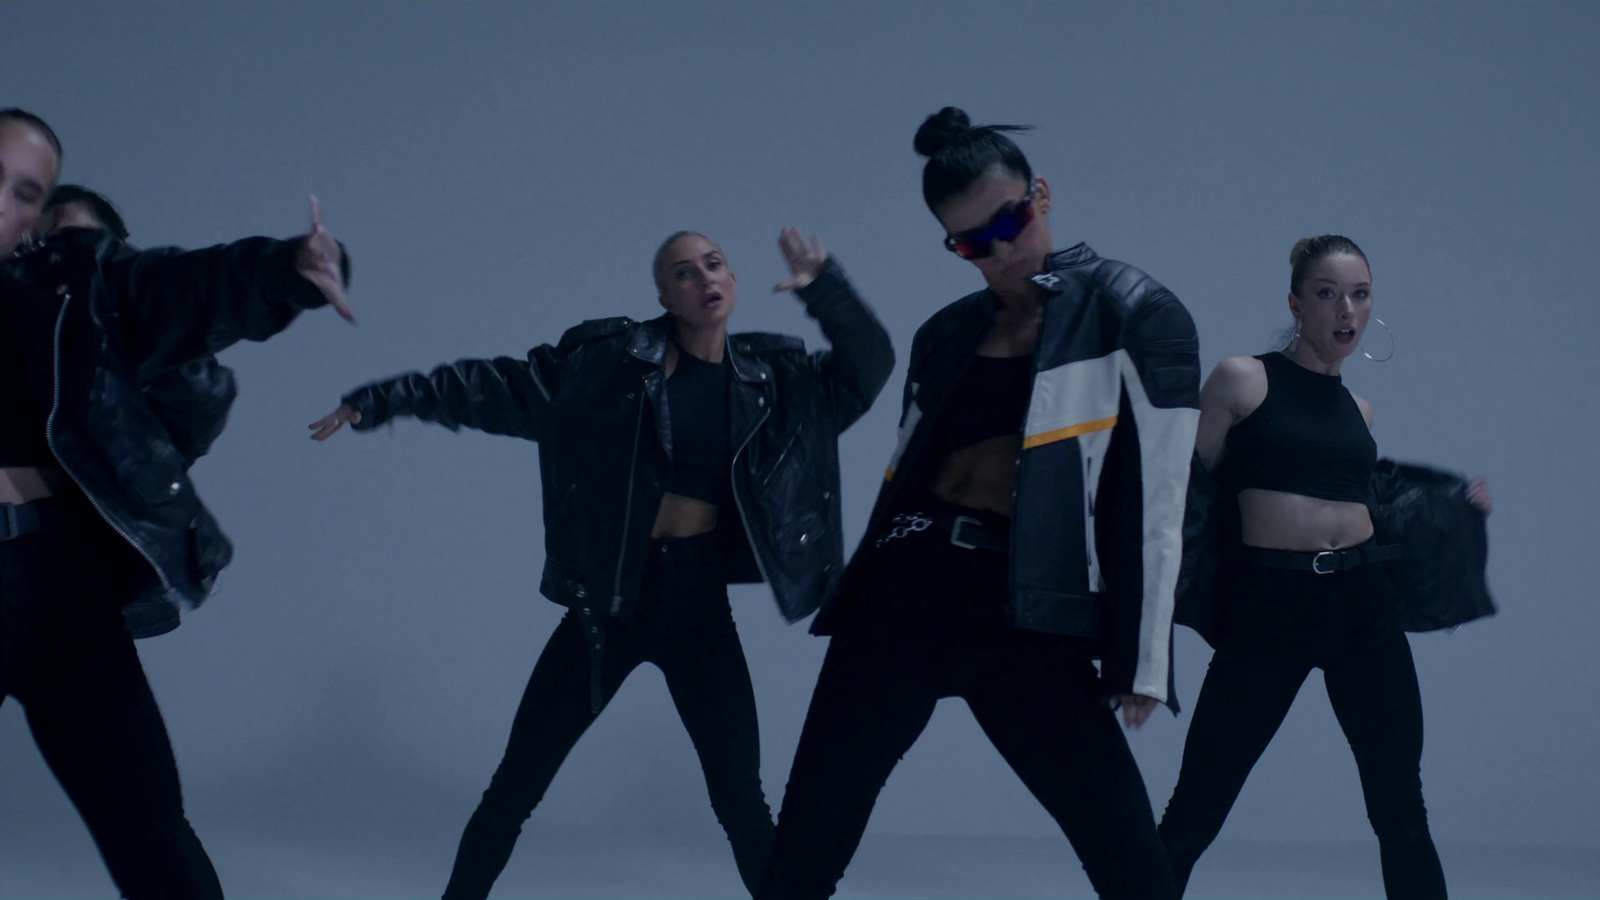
[925,353,1034,461]
[1,294,54,468]
[1222,352,1376,504]
[663,347,733,507]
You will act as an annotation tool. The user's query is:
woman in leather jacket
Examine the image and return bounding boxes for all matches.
[757,107,1200,900]
[0,109,354,899]
[311,229,893,900]
[1157,235,1493,899]
[38,183,240,638]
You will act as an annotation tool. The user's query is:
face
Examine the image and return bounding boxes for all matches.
[657,235,737,330]
[934,167,1053,290]
[1289,253,1373,360]
[45,201,105,234]
[0,121,59,257]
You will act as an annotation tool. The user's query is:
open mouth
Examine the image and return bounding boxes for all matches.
[702,291,724,308]
[1333,328,1357,344]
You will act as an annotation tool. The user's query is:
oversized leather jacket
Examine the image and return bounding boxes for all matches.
[1175,455,1496,647]
[815,244,1202,709]
[340,258,893,709]
[2,227,338,636]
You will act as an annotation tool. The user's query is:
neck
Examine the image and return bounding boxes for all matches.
[1284,341,1344,376]
[990,281,1043,317]
[673,318,726,363]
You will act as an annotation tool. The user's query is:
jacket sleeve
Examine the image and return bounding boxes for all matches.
[339,347,559,442]
[1369,459,1497,632]
[140,357,239,466]
[103,236,348,374]
[878,316,934,486]
[793,257,896,433]
[1102,293,1202,704]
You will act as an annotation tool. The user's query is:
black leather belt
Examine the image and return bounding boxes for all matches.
[943,510,1009,553]
[0,497,74,543]
[876,502,1010,553]
[1246,543,1402,575]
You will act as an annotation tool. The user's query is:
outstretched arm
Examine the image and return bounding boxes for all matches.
[314,350,558,443]
[112,196,354,373]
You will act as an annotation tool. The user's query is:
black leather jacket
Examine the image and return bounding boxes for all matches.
[816,245,1202,709]
[340,258,893,707]
[2,228,337,636]
[1175,454,1496,648]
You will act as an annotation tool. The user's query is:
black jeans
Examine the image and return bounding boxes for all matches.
[0,496,222,900]
[1157,551,1446,899]
[756,502,1177,900]
[443,531,775,899]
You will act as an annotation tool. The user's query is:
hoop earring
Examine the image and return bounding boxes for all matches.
[1362,317,1394,362]
[1288,320,1301,353]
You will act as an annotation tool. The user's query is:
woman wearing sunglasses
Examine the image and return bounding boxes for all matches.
[311,229,893,899]
[1158,235,1494,899]
[1,108,352,899]
[756,106,1200,899]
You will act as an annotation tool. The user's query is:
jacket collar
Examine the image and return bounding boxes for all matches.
[627,313,772,384]
[1028,243,1099,294]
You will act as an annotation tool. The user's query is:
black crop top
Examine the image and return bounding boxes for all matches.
[925,354,1034,461]
[1,295,54,468]
[1222,352,1376,504]
[663,348,732,507]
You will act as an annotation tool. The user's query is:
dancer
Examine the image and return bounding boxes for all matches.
[756,107,1200,900]
[1,108,354,898]
[311,228,893,899]
[39,183,239,637]
[1158,234,1494,898]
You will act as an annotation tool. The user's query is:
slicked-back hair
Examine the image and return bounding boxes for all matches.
[652,230,713,293]
[913,106,1033,215]
[45,184,129,241]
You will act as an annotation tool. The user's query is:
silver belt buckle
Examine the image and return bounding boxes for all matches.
[950,515,982,550]
[1311,550,1339,575]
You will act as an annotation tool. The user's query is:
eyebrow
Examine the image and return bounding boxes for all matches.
[1311,277,1371,287]
[671,252,723,268]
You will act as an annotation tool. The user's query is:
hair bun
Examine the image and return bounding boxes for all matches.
[913,107,973,158]
[1289,237,1314,268]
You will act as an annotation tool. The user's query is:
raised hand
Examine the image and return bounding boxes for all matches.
[309,403,361,441]
[296,195,356,324]
[773,226,827,294]
[1116,694,1158,730]
[1466,475,1493,517]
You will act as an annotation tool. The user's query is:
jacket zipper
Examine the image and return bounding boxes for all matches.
[610,387,646,613]
[730,393,774,592]
[45,290,175,595]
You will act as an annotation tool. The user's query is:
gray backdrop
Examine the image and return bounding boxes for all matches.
[3,2,1597,898]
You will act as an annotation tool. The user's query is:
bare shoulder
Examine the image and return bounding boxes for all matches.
[1350,391,1375,428]
[1203,355,1268,416]
[1211,355,1264,385]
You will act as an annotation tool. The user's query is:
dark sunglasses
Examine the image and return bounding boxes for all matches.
[943,185,1037,260]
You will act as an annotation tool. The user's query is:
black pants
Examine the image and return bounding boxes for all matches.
[443,531,775,899]
[1157,554,1446,898]
[0,497,222,900]
[756,505,1177,900]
